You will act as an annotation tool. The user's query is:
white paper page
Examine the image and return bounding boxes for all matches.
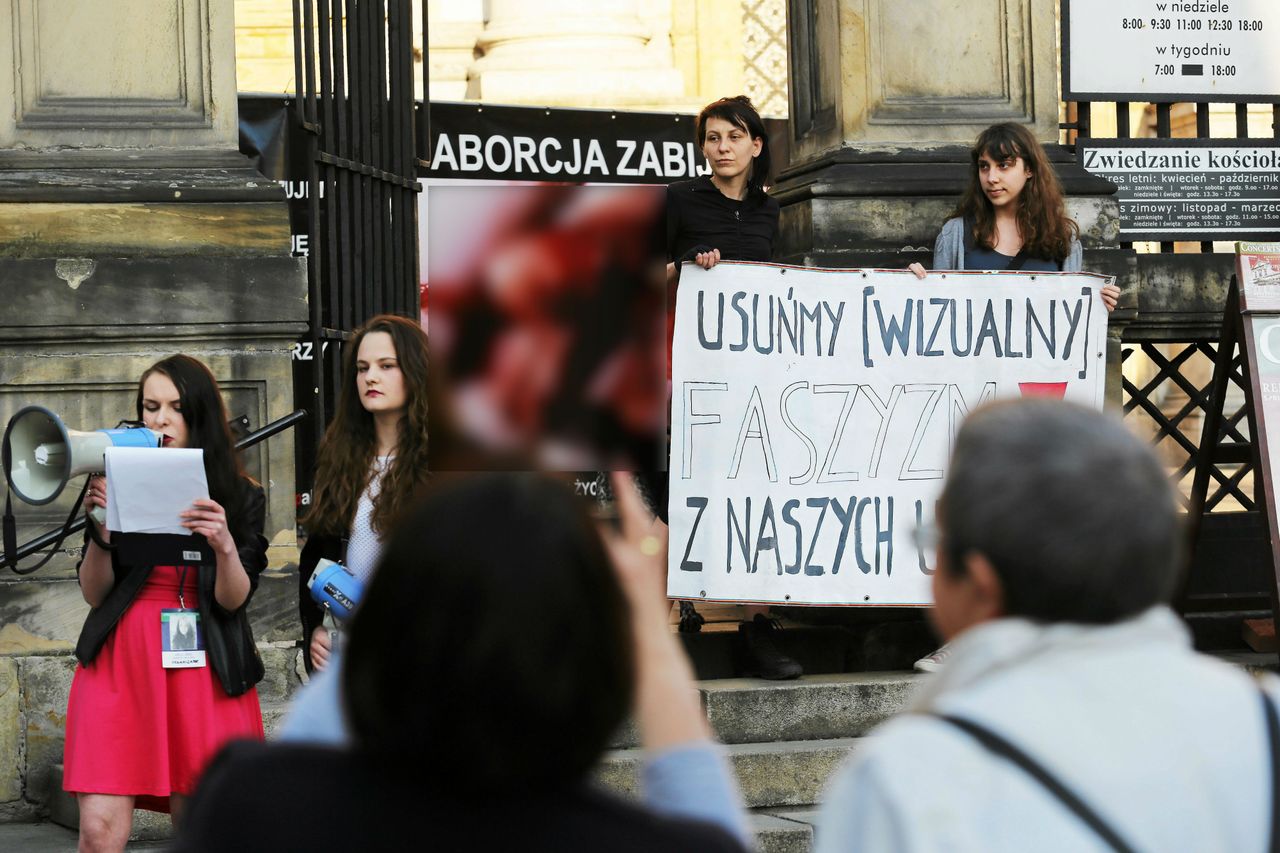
[104,447,209,535]
[104,471,121,532]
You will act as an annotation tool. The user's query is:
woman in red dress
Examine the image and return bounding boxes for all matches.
[63,355,267,852]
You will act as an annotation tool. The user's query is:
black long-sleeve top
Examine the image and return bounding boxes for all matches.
[665,177,779,265]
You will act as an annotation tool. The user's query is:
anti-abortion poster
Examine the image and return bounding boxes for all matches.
[667,263,1112,607]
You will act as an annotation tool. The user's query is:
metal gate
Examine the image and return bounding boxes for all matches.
[1064,100,1280,609]
[290,0,425,450]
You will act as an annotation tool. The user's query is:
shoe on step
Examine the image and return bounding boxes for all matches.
[914,643,952,673]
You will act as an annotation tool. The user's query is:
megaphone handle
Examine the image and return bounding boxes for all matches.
[89,505,106,527]
[2,491,15,572]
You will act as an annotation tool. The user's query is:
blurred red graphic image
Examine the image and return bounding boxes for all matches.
[425,183,667,472]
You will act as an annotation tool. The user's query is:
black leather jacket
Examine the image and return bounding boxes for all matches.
[74,480,269,697]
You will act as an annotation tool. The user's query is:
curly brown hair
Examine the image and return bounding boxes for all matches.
[303,315,430,538]
[954,122,1077,263]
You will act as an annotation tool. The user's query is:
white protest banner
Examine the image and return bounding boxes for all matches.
[667,263,1112,607]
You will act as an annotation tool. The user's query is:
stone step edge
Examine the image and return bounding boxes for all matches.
[598,736,862,810]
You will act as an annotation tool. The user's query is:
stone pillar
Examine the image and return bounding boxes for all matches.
[0,0,307,819]
[427,0,484,101]
[467,0,684,108]
[773,0,1133,409]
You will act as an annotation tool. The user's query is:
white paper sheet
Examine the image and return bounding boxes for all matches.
[104,447,209,535]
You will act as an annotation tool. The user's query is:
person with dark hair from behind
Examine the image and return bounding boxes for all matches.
[816,399,1280,852]
[661,94,801,680]
[172,473,751,853]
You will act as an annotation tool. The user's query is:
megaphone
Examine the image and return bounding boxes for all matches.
[2,406,160,505]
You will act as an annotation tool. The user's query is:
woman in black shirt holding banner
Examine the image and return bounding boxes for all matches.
[661,96,799,680]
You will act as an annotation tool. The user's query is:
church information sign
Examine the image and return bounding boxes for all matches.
[1063,0,1280,102]
[1078,140,1280,242]
[666,263,1111,607]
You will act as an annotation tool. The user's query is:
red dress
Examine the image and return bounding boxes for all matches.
[63,565,263,812]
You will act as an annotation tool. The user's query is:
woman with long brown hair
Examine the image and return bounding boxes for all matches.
[911,121,1121,295]
[909,122,1118,672]
[298,314,431,671]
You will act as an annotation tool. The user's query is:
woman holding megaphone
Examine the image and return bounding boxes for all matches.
[298,314,431,672]
[64,355,267,852]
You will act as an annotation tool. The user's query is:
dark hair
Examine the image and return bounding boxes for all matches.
[342,472,634,794]
[136,355,249,529]
[303,314,430,536]
[953,122,1077,262]
[939,399,1180,624]
[696,95,772,191]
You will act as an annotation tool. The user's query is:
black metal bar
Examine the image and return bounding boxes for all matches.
[345,0,363,331]
[297,1,326,453]
[290,0,309,131]
[1116,102,1130,138]
[370,0,387,323]
[301,0,319,139]
[1156,103,1172,138]
[319,0,341,344]
[1196,103,1210,138]
[1238,103,1250,137]
[389,0,408,316]
[359,0,377,326]
[403,0,416,316]
[331,1,352,340]
[10,411,309,563]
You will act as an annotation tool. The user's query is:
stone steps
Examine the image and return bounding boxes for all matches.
[755,807,820,853]
[599,736,862,810]
[36,673,915,850]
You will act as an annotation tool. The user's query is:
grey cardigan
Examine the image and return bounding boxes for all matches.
[932,216,1082,272]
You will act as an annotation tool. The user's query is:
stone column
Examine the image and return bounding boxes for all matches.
[427,0,484,101]
[467,0,684,108]
[0,0,307,820]
[773,0,1133,409]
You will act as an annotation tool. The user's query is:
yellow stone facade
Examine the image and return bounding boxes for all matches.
[234,0,789,115]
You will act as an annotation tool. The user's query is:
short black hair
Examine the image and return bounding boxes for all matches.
[939,400,1180,624]
[696,95,772,191]
[342,472,634,794]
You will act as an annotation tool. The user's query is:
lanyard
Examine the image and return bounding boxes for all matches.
[177,565,190,610]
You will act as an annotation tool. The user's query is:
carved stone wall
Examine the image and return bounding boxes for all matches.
[0,0,238,149]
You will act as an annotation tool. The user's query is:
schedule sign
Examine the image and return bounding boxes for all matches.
[1063,0,1280,102]
[1079,140,1280,241]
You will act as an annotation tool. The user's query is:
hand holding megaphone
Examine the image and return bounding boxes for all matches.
[84,475,110,533]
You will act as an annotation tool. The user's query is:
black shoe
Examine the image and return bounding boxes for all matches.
[738,614,802,680]
[677,600,705,633]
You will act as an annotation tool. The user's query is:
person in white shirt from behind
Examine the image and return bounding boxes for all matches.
[817,399,1280,853]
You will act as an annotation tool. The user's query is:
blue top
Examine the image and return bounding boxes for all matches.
[931,216,1083,273]
[963,246,1063,273]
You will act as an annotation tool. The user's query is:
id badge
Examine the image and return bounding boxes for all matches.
[161,608,206,668]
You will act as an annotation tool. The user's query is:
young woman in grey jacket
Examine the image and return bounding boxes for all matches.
[910,122,1118,312]
[909,123,1118,672]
